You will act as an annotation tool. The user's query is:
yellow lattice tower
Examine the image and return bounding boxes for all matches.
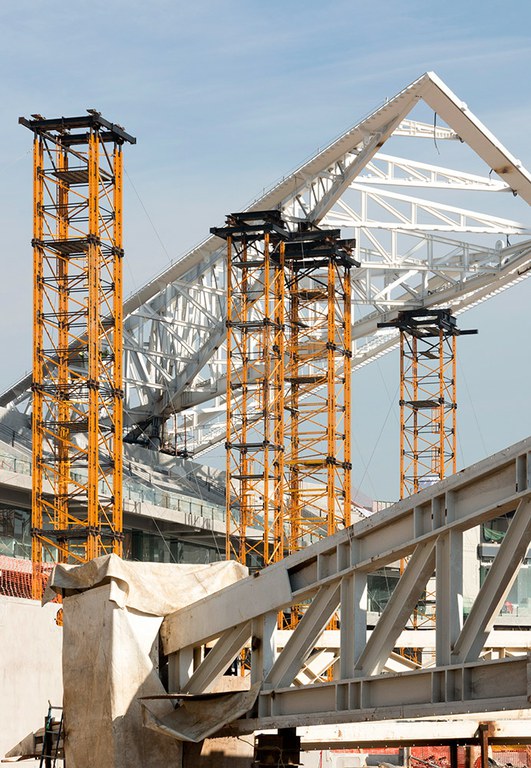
[378,308,476,660]
[211,212,287,569]
[284,230,355,550]
[283,230,356,627]
[21,113,135,598]
[379,308,476,499]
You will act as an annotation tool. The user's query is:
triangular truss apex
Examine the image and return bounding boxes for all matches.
[253,70,531,220]
[3,73,531,457]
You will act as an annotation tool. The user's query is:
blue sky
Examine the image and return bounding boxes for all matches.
[1,0,531,500]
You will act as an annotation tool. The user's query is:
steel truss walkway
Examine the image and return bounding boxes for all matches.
[150,436,531,741]
[2,72,531,454]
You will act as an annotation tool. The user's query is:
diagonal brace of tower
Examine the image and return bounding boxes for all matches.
[21,112,135,597]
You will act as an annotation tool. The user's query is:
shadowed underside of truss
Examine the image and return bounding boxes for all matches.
[2,71,531,455]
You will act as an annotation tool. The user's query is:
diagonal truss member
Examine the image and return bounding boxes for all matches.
[21,113,135,596]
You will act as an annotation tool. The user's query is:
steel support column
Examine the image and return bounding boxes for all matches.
[379,308,476,498]
[212,212,287,568]
[22,113,135,594]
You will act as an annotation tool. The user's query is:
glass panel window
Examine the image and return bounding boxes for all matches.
[0,504,31,559]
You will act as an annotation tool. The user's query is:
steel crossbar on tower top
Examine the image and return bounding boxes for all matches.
[20,113,135,595]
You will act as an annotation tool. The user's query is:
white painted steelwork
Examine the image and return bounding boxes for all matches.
[2,72,531,453]
[159,436,531,732]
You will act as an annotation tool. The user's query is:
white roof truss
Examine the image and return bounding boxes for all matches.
[3,72,531,455]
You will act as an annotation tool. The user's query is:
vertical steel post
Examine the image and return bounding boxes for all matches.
[272,241,285,563]
[57,147,70,561]
[112,145,124,556]
[87,130,100,561]
[31,135,44,598]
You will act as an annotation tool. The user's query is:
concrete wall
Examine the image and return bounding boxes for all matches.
[0,595,63,760]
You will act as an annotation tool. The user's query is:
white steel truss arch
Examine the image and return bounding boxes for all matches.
[2,71,531,454]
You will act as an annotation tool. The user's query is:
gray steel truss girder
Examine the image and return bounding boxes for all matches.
[160,436,531,730]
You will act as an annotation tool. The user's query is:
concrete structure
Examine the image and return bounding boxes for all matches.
[0,596,63,761]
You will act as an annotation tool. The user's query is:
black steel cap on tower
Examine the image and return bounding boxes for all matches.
[19,110,136,145]
[377,307,478,338]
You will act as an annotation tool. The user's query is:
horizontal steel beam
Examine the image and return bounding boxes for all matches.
[251,655,530,731]
[292,713,531,748]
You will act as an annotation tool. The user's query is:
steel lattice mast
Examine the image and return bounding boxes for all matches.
[212,212,287,568]
[284,231,356,553]
[213,214,358,580]
[21,113,135,596]
[379,309,476,498]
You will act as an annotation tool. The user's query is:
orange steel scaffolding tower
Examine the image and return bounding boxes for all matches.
[21,113,135,597]
[377,309,476,661]
[284,230,355,555]
[379,309,476,499]
[212,212,287,569]
[213,213,358,583]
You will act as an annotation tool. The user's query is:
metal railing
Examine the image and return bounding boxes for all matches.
[0,451,226,526]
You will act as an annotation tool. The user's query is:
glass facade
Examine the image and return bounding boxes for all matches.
[368,569,400,613]
[0,502,223,565]
[0,504,31,559]
[480,563,531,618]
[125,529,223,564]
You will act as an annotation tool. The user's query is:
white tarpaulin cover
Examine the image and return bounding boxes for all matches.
[141,686,260,743]
[45,555,247,768]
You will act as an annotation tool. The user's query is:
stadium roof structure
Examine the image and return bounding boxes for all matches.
[2,72,531,455]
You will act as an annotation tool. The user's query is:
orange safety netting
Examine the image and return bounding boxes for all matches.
[331,746,531,768]
[0,556,53,600]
